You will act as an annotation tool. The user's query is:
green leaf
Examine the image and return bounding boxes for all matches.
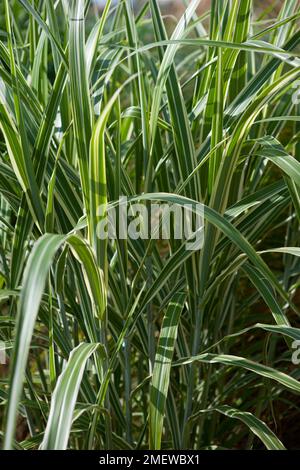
[175,353,300,393]
[149,292,185,449]
[192,405,285,450]
[40,343,101,450]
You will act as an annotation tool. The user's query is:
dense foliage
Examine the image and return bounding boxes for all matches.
[1,0,300,450]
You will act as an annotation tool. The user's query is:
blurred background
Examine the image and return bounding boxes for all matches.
[93,0,285,16]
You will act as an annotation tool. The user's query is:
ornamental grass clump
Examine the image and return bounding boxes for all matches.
[0,0,300,450]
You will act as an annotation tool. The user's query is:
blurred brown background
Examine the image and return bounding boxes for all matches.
[94,0,287,17]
